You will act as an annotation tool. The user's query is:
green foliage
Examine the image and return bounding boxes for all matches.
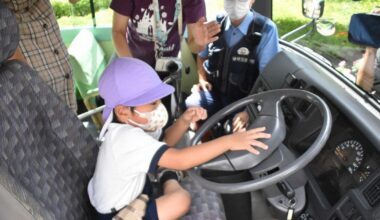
[57,8,113,27]
[52,0,111,18]
[53,1,71,18]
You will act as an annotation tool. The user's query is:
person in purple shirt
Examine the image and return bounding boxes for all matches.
[186,0,281,131]
[111,0,221,128]
[111,0,220,68]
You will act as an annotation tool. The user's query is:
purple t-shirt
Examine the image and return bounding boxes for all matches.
[111,0,206,67]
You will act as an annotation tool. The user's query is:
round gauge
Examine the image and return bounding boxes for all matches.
[358,170,371,183]
[334,140,364,174]
[355,165,372,183]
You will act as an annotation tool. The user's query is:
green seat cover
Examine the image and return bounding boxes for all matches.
[68,29,107,99]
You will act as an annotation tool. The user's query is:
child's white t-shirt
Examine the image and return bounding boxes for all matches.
[88,123,168,214]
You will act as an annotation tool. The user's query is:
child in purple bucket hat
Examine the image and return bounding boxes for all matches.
[88,57,271,220]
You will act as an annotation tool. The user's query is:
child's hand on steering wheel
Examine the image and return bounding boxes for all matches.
[227,127,271,155]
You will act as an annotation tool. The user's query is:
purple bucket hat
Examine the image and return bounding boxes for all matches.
[99,57,174,120]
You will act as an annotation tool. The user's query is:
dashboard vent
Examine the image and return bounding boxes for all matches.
[364,176,380,207]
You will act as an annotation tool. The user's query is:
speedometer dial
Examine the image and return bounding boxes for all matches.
[334,140,364,174]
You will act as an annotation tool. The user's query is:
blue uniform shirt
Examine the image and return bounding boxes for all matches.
[200,11,281,73]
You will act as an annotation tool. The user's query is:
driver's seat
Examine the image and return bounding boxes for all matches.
[176,133,227,220]
[0,4,98,219]
[180,177,226,220]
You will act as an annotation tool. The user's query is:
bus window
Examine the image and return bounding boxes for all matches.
[273,0,377,83]
[205,0,224,20]
[52,0,112,28]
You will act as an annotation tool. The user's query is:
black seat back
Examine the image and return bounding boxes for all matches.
[0,3,98,219]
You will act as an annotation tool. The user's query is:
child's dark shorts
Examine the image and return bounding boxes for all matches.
[95,179,158,220]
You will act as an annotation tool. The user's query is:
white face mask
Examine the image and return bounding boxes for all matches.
[224,0,250,21]
[128,103,168,131]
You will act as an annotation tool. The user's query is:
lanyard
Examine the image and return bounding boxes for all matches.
[152,0,182,59]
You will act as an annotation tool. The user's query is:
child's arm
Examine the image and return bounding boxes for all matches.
[163,107,207,146]
[159,127,271,170]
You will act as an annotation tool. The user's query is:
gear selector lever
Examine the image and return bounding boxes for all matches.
[276,180,295,200]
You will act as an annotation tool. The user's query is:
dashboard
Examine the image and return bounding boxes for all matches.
[278,83,380,205]
[305,113,380,205]
[278,85,380,206]
[251,48,380,213]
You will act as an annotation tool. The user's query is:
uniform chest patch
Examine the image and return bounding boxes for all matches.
[237,47,250,56]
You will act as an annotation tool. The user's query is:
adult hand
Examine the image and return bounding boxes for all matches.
[180,107,207,125]
[8,47,27,63]
[190,79,212,93]
[232,111,249,132]
[199,78,213,91]
[227,127,271,155]
[192,17,221,50]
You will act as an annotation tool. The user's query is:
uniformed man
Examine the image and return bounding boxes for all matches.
[186,0,280,131]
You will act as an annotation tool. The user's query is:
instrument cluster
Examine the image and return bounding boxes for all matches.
[310,128,380,205]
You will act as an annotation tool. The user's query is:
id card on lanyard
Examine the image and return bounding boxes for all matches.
[152,0,183,59]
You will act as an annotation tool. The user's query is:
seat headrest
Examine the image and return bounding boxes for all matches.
[0,2,19,63]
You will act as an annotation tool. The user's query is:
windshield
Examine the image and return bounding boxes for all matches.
[273,0,380,101]
[53,0,379,101]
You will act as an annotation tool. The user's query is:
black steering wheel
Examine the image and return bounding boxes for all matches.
[187,89,332,194]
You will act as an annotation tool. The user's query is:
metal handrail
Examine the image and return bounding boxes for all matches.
[78,105,105,121]
[280,19,316,43]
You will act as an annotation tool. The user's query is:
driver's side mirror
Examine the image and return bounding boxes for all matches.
[281,0,333,41]
[302,0,325,19]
